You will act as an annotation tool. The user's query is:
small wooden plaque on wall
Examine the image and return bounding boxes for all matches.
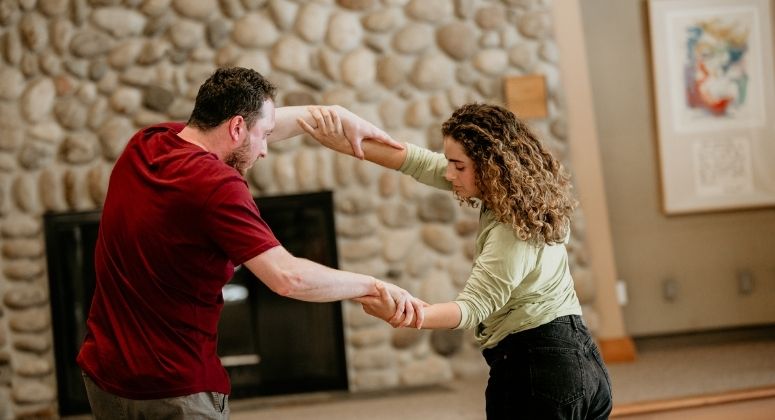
[504,74,548,119]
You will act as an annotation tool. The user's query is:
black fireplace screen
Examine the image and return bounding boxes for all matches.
[44,191,348,416]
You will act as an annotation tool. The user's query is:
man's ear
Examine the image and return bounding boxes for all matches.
[227,115,245,144]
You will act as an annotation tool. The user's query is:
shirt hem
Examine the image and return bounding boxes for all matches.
[80,365,230,400]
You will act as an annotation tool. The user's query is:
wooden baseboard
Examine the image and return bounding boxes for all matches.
[612,385,775,416]
[599,336,637,363]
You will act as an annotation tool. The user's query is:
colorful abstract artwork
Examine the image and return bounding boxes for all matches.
[663,3,766,133]
[683,18,749,117]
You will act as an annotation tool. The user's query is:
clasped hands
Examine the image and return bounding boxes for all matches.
[355,280,426,329]
[297,105,399,159]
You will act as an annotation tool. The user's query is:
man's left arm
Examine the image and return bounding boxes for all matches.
[267,106,314,142]
[270,105,403,158]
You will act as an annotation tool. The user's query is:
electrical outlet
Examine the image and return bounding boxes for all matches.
[616,280,628,306]
[737,270,754,295]
[662,278,678,302]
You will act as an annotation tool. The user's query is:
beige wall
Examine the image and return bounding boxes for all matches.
[551,0,627,342]
[580,0,775,336]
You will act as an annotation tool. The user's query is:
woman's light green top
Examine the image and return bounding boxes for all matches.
[399,143,582,349]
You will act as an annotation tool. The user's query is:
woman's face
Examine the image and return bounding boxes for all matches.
[443,136,480,200]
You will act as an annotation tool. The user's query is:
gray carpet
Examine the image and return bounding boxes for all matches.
[609,327,775,404]
[230,326,775,419]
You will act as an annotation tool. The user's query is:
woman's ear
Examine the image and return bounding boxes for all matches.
[227,115,245,144]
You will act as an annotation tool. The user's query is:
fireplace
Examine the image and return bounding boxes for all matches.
[44,191,348,416]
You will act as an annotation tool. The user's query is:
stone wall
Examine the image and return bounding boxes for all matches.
[0,0,599,417]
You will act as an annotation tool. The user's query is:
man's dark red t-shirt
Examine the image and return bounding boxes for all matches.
[77,122,280,399]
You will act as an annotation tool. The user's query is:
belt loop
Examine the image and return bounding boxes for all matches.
[569,315,580,330]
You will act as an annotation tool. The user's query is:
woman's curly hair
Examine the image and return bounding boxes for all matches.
[441,103,577,245]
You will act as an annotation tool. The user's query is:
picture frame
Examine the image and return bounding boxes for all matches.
[648,0,775,214]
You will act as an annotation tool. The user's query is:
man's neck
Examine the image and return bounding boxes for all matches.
[178,125,225,158]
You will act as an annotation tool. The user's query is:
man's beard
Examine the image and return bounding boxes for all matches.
[224,137,252,176]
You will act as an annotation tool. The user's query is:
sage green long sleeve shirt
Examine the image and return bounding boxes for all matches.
[398,143,582,349]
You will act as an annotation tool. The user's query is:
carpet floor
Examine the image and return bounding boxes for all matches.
[230,326,775,420]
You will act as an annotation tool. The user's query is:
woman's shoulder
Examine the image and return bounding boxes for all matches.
[480,211,538,251]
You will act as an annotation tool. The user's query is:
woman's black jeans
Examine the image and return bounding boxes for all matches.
[482,315,612,419]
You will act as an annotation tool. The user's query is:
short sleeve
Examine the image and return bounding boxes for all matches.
[201,179,280,265]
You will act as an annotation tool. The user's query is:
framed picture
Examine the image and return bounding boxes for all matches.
[648,0,775,214]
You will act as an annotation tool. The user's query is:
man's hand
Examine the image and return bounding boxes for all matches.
[355,281,425,329]
[297,106,352,155]
[333,105,404,159]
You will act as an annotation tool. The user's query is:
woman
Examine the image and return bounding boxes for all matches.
[299,103,612,419]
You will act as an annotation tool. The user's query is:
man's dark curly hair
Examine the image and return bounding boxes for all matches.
[441,103,577,245]
[187,67,277,130]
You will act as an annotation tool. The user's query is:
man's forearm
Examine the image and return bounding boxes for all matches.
[269,106,313,143]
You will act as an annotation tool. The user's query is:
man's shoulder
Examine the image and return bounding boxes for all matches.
[139,121,185,136]
[195,159,249,195]
[125,122,185,147]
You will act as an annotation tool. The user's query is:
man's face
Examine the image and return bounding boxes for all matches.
[225,99,276,175]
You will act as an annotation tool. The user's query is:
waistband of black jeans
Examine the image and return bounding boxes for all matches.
[482,315,585,365]
[521,314,585,329]
[555,314,585,329]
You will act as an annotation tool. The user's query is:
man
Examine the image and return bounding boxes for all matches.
[77,67,423,419]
